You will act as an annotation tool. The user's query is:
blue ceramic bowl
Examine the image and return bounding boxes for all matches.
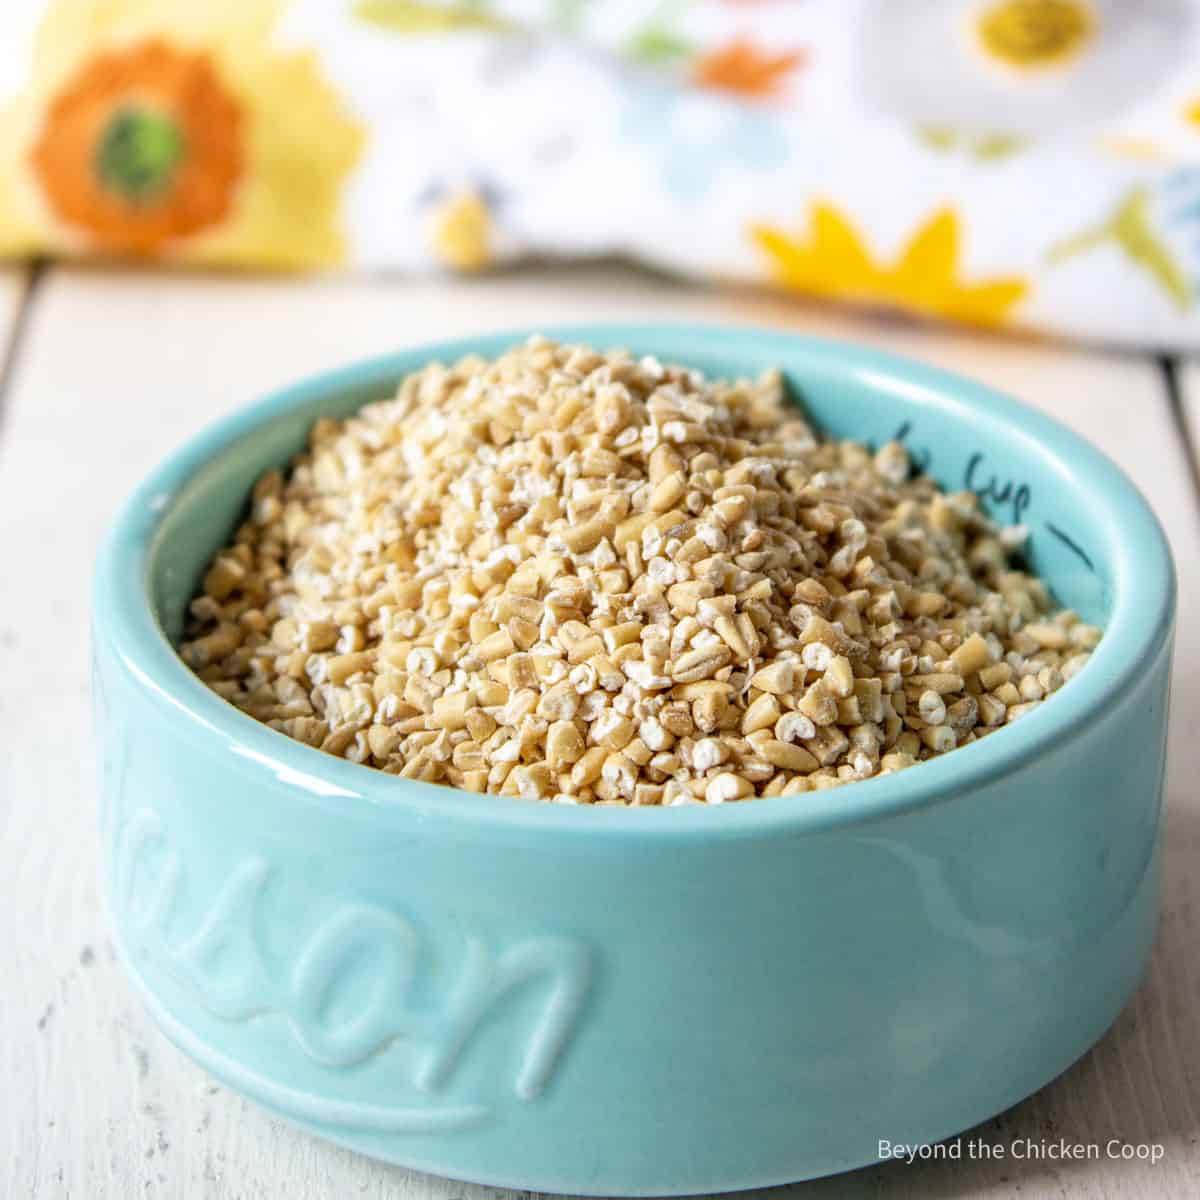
[93,326,1175,1195]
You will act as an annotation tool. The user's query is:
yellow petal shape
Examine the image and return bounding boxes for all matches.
[945,281,1031,326]
[894,208,960,306]
[430,190,493,272]
[807,202,878,292]
[751,202,1028,328]
[748,223,814,288]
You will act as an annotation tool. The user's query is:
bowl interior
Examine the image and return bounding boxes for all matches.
[148,327,1115,649]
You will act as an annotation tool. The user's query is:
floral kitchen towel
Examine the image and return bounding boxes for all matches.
[2,0,1200,348]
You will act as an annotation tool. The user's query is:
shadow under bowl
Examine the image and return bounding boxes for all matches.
[92,325,1175,1195]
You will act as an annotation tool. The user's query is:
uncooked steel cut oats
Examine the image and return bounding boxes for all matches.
[181,338,1101,805]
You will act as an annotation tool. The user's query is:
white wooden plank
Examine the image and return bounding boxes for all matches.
[2,264,1198,1200]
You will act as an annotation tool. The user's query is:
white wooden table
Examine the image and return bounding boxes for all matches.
[3,263,1199,1199]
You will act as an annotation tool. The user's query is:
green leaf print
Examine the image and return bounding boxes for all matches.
[1050,186,1192,311]
[353,0,510,34]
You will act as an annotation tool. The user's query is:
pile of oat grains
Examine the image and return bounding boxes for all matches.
[182,338,1100,806]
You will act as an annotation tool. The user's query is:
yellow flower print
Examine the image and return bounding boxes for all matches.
[1186,98,1200,129]
[429,190,494,272]
[750,204,1029,328]
[0,0,364,266]
[975,0,1095,70]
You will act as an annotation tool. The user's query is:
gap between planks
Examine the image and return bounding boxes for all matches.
[0,261,39,428]
[1172,359,1200,508]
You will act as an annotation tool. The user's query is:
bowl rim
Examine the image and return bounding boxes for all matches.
[93,322,1176,840]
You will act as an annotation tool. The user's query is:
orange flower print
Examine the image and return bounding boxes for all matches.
[31,39,243,254]
[691,39,805,100]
